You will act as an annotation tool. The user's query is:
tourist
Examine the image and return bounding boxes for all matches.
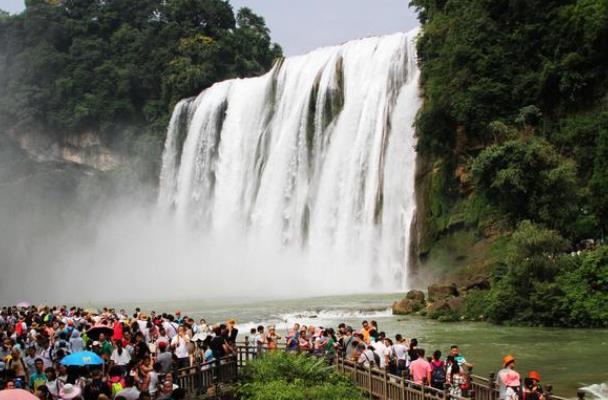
[410,348,432,385]
[29,358,48,392]
[497,355,521,400]
[7,345,28,387]
[115,376,140,400]
[372,332,389,368]
[110,339,131,372]
[171,326,191,369]
[226,320,238,345]
[266,325,281,351]
[45,367,62,398]
[58,383,82,399]
[69,331,84,354]
[393,334,409,377]
[356,343,375,368]
[341,326,355,359]
[254,325,266,354]
[156,342,172,375]
[430,350,446,390]
[408,338,419,361]
[360,321,371,344]
[523,372,544,400]
[449,363,466,399]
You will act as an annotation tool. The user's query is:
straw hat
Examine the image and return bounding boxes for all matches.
[59,383,82,399]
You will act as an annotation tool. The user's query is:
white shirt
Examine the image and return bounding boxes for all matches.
[111,348,131,365]
[171,335,190,358]
[117,386,141,400]
[394,343,409,362]
[373,341,389,368]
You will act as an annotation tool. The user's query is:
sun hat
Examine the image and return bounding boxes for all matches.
[528,371,541,382]
[503,355,515,367]
[59,383,82,399]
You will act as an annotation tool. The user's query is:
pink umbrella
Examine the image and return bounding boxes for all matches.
[16,302,30,308]
[0,389,38,400]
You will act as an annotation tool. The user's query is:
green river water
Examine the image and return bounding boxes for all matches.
[109,293,608,397]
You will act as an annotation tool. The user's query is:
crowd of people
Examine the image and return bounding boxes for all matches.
[0,304,545,400]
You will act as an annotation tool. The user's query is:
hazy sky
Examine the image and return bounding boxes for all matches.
[0,0,419,55]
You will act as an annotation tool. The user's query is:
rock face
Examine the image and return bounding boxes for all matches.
[393,290,426,315]
[7,130,121,172]
[428,295,465,315]
[428,283,459,301]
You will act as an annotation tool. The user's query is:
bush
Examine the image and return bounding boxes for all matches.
[559,246,608,327]
[471,137,580,234]
[239,352,364,400]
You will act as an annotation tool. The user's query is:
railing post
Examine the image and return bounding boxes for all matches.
[443,382,449,400]
[244,336,250,364]
[577,390,586,400]
[401,372,407,400]
[544,384,553,400]
[368,364,373,399]
[384,366,389,400]
[489,372,496,400]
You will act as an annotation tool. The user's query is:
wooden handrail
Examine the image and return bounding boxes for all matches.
[176,340,576,400]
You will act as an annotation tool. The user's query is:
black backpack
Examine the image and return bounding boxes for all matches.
[431,362,446,385]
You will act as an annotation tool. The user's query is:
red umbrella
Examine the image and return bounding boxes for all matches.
[87,324,114,340]
[0,389,38,400]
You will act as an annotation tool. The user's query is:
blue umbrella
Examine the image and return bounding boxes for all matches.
[60,351,104,366]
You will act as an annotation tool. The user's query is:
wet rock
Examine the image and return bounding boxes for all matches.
[393,290,426,315]
[428,284,459,301]
[405,289,425,302]
[428,296,465,315]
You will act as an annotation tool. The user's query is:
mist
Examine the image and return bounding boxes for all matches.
[0,137,379,305]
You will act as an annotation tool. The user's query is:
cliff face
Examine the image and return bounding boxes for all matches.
[7,130,121,172]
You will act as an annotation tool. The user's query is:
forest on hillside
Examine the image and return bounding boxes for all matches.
[410,0,608,327]
[0,0,281,175]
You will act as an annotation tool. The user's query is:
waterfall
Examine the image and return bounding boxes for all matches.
[159,29,421,294]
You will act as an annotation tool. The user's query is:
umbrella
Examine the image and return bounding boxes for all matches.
[87,324,113,340]
[0,389,38,400]
[60,351,104,366]
[15,302,30,308]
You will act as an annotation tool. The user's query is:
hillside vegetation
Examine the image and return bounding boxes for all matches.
[410,0,608,326]
[0,0,281,177]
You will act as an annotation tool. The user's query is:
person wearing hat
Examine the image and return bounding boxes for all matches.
[522,371,544,400]
[497,355,521,400]
[59,383,82,399]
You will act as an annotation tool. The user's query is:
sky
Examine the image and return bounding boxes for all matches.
[0,0,420,55]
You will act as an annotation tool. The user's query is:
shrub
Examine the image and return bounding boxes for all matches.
[239,352,364,400]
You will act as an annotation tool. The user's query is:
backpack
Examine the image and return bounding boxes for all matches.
[431,362,446,385]
[372,351,381,366]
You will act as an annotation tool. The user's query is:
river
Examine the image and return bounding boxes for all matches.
[108,293,608,397]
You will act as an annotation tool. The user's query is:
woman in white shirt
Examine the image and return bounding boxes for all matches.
[110,340,131,372]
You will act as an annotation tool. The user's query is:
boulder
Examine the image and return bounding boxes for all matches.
[428,284,459,302]
[393,290,426,315]
[428,296,465,315]
[427,299,450,315]
[405,289,425,302]
[446,296,465,313]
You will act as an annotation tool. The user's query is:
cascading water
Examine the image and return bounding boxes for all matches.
[159,29,421,295]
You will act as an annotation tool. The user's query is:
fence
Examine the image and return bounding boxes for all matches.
[178,338,583,400]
